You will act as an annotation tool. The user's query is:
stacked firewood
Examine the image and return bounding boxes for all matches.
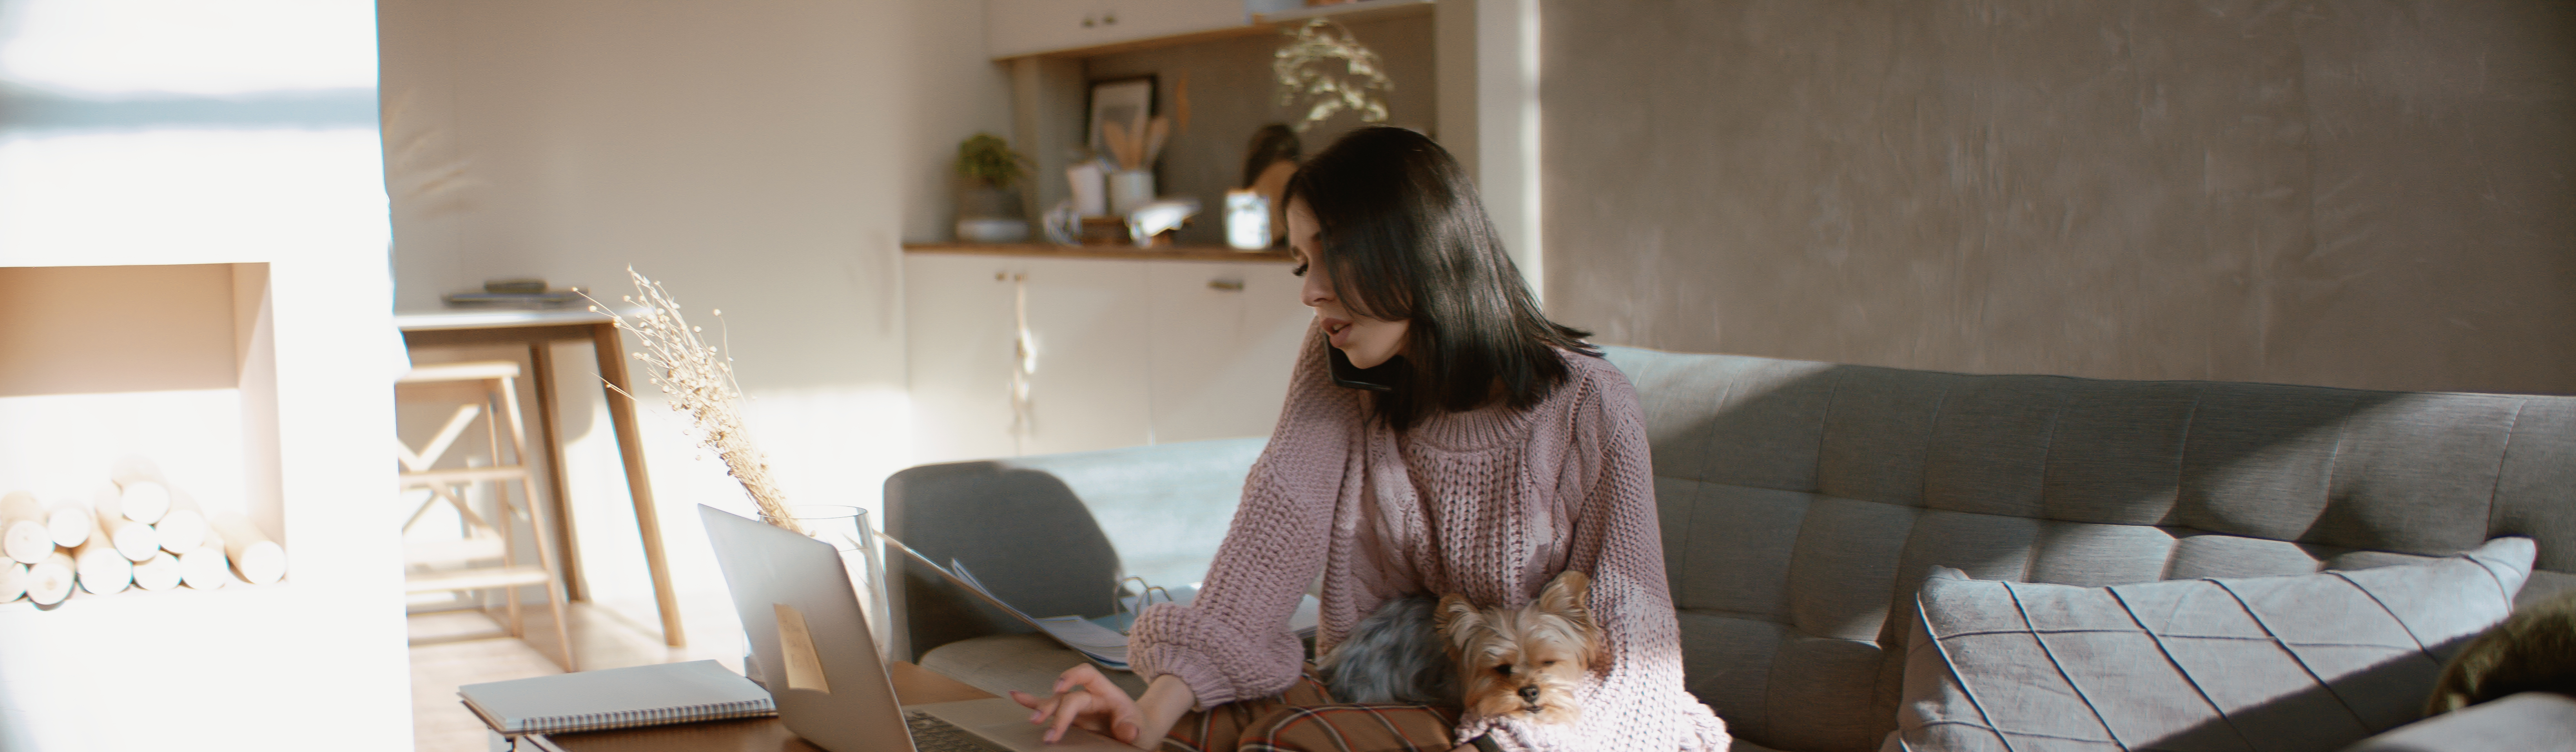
[0,459,285,606]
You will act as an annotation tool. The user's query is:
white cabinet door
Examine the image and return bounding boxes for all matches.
[1146,260,1311,444]
[905,255,1156,463]
[1016,257,1155,455]
[986,0,1245,58]
[1106,0,1247,44]
[908,254,1304,462]
[905,254,1024,463]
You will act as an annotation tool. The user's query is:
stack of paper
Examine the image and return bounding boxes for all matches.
[952,560,1131,669]
[882,532,1322,673]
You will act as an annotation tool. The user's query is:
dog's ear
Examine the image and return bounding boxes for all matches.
[1435,593,1483,652]
[1537,570,1593,630]
[1538,570,1607,665]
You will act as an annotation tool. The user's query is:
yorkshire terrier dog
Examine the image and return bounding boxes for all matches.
[1317,570,1603,726]
[1437,570,1603,726]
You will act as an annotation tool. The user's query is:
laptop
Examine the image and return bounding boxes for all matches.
[700,505,1134,752]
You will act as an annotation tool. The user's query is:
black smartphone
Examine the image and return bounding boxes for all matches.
[1328,347,1400,392]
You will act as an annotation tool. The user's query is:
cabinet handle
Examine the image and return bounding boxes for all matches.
[1082,15,1095,27]
[1207,279,1244,291]
[1103,12,1116,24]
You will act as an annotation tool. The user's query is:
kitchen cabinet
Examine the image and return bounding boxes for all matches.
[905,248,1310,463]
[984,0,1247,59]
[1143,260,1310,444]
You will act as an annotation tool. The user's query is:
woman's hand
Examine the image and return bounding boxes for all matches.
[1010,663,1143,745]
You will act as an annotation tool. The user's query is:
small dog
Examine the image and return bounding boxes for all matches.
[1437,570,1603,726]
[1317,570,1604,726]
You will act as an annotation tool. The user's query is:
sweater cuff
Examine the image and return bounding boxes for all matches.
[1457,717,1580,752]
[1133,643,1239,710]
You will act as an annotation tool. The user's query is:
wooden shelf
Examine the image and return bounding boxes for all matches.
[994,0,1433,62]
[905,243,1293,263]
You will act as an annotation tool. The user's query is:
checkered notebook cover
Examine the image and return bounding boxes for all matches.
[459,659,776,736]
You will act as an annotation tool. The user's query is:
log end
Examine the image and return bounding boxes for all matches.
[0,562,25,602]
[113,523,160,563]
[179,547,230,590]
[236,541,286,585]
[27,553,75,605]
[75,546,131,595]
[157,509,208,554]
[132,551,181,592]
[45,505,92,548]
[3,521,54,565]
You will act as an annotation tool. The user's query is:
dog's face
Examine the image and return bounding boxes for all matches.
[1435,570,1602,726]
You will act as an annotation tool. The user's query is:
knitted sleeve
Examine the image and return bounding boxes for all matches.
[1127,320,1355,709]
[1463,361,1732,752]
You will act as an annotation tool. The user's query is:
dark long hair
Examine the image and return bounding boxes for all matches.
[1284,126,1596,432]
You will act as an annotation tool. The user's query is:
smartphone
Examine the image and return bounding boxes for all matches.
[1328,347,1400,392]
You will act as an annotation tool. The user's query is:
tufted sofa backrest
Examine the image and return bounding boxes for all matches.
[1600,346,2576,752]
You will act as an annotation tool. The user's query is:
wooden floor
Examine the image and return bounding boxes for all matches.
[409,599,744,752]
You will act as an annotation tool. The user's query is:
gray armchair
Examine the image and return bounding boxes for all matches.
[883,438,1265,691]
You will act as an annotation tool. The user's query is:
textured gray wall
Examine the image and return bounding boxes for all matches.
[1542,1,2576,394]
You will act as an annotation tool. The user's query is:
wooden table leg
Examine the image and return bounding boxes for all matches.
[592,322,686,648]
[529,342,585,601]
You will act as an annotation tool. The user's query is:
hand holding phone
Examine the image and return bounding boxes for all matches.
[1328,347,1400,392]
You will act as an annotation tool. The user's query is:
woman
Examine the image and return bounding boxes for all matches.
[1015,127,1729,752]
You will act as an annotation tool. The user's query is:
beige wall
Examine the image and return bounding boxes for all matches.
[1541,1,2576,394]
[378,0,1009,638]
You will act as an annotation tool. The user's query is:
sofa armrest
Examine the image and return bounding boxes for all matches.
[883,438,1265,661]
[2342,692,2576,752]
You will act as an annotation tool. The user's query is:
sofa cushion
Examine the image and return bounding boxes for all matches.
[1895,537,2535,752]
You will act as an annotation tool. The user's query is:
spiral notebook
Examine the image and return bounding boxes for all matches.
[458,659,775,736]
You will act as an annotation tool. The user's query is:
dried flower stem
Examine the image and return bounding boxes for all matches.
[586,269,800,533]
[1274,19,1392,133]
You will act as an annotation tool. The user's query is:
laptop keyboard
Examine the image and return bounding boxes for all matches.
[905,710,1009,752]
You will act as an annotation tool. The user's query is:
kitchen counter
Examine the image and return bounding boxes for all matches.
[903,243,1291,263]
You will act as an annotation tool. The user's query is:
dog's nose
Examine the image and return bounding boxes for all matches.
[1518,686,1541,703]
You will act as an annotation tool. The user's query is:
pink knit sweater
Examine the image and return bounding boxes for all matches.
[1129,323,1731,752]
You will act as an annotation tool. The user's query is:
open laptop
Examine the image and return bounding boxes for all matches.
[700,505,1134,752]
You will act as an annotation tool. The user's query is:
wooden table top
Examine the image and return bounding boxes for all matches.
[394,308,620,331]
[905,242,1293,263]
[536,662,996,752]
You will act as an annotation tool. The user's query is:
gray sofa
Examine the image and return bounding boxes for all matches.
[885,346,2576,751]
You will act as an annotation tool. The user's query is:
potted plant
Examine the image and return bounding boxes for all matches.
[955,133,1032,243]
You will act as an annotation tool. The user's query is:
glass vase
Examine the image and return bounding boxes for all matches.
[758,504,893,659]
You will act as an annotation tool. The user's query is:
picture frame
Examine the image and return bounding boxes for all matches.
[1086,76,1157,159]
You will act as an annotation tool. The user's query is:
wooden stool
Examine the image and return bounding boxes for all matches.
[395,360,576,670]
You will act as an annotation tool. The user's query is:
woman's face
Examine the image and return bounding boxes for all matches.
[1287,198,1411,369]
